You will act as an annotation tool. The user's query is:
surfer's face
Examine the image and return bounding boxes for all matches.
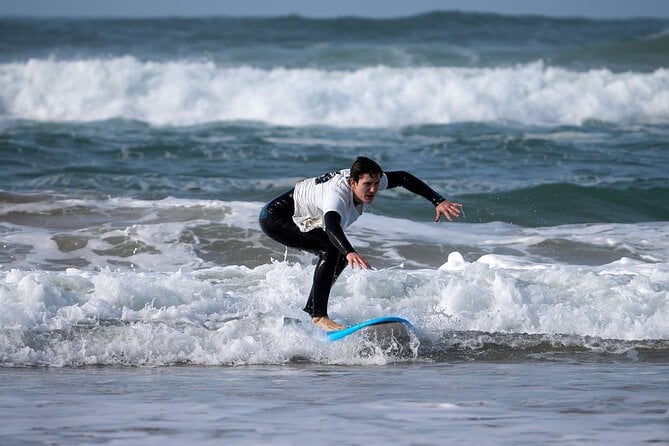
[350,173,381,205]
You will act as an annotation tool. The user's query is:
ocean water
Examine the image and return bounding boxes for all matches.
[1,11,669,444]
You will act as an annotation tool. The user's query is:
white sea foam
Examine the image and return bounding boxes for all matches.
[1,57,668,127]
[1,197,668,365]
[0,250,667,366]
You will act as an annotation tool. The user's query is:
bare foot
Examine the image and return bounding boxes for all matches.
[312,316,346,331]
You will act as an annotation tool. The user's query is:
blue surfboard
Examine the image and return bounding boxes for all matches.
[327,316,412,341]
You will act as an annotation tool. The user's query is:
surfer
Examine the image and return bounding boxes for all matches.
[259,156,462,331]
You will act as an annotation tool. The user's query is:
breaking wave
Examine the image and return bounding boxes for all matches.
[1,58,668,127]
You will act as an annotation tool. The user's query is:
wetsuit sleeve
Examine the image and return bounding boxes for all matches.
[385,171,446,206]
[323,211,356,255]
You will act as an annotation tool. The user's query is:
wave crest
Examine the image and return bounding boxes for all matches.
[2,58,668,127]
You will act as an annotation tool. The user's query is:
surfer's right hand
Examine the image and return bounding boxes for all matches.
[346,252,370,269]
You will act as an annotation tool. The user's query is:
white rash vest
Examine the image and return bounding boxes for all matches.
[292,169,388,232]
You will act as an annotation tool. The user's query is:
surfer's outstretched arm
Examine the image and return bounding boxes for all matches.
[385,170,462,221]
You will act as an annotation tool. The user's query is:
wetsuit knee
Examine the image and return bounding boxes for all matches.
[259,189,298,246]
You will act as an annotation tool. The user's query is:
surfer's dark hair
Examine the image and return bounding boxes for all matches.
[350,156,383,182]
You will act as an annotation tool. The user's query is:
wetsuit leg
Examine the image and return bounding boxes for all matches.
[303,248,348,317]
[259,190,347,318]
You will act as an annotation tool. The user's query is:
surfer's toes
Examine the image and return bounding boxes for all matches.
[312,317,346,331]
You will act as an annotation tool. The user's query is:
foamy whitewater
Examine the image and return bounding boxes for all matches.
[2,59,668,126]
[2,196,668,366]
[1,12,669,445]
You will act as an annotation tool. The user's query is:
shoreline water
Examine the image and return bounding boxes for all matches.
[1,362,668,445]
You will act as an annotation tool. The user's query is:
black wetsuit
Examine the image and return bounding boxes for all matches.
[258,170,445,318]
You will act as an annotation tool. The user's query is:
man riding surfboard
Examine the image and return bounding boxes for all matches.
[259,156,462,331]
